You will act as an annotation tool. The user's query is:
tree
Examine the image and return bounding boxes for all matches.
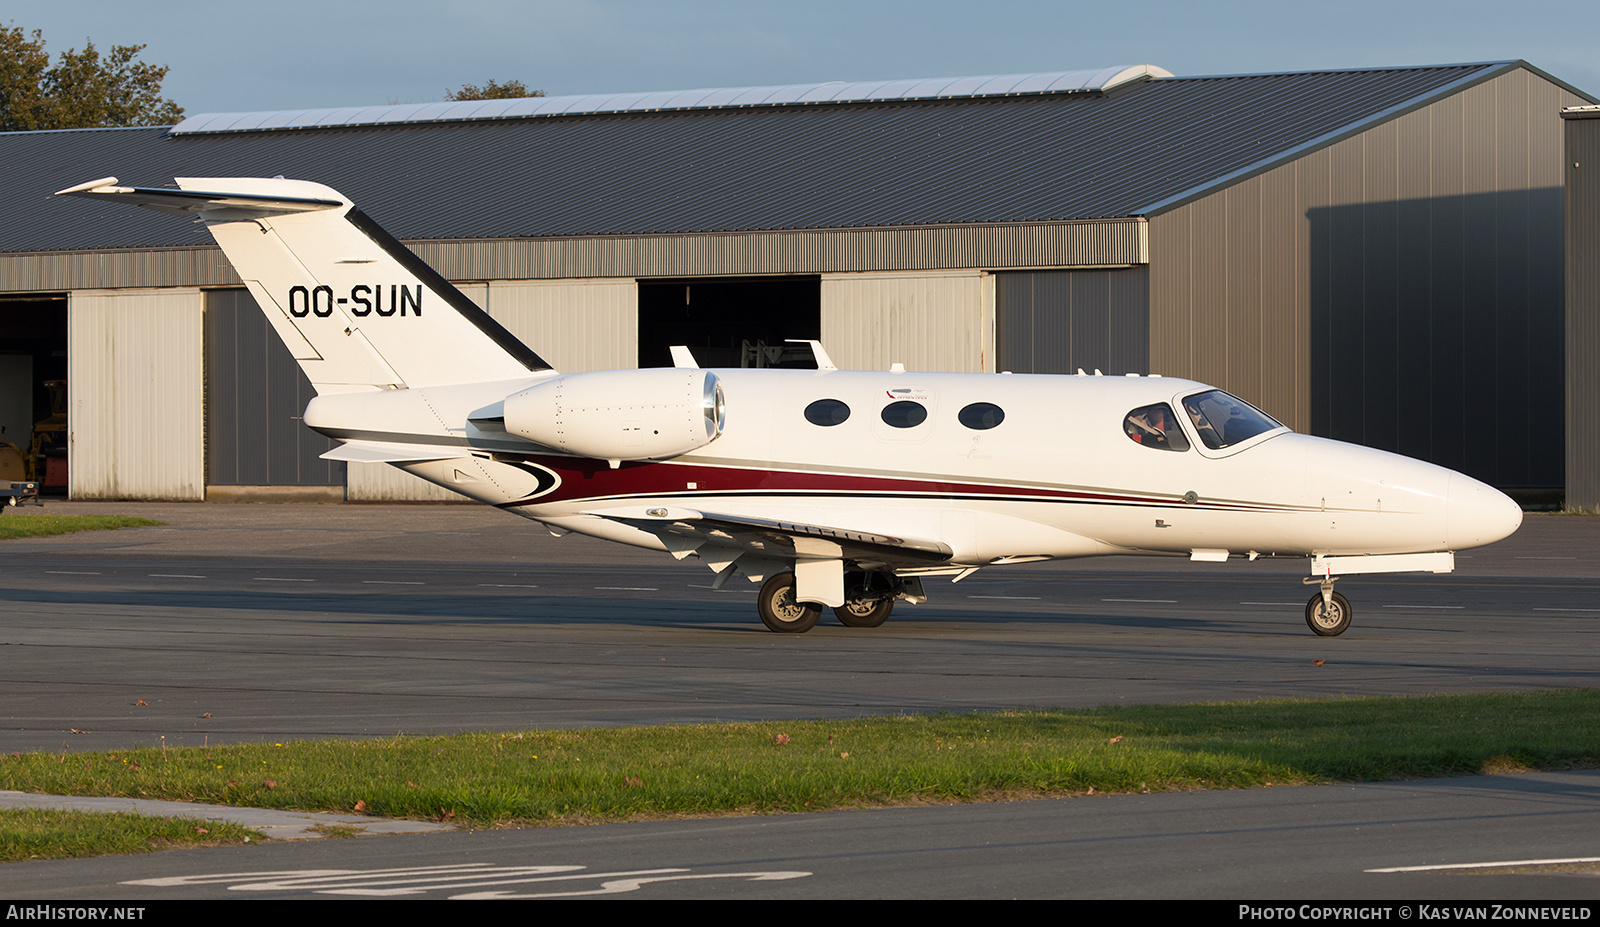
[1,25,182,131]
[445,79,544,102]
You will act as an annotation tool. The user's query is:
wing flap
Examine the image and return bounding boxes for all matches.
[579,505,954,569]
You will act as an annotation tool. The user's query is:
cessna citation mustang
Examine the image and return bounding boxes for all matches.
[58,176,1523,636]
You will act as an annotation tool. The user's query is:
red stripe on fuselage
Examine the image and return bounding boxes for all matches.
[495,454,1293,512]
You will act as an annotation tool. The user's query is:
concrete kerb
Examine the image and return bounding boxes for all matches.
[0,790,455,840]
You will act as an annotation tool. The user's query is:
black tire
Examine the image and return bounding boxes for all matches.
[834,596,893,628]
[757,572,821,633]
[1305,590,1353,636]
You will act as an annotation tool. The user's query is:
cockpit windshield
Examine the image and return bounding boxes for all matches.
[1180,390,1283,450]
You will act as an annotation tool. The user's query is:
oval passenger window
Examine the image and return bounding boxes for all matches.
[958,402,1005,430]
[803,398,851,426]
[880,400,928,428]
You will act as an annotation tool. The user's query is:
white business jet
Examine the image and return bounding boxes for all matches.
[58,177,1523,636]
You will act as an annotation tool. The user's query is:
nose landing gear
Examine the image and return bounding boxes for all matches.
[1303,576,1352,636]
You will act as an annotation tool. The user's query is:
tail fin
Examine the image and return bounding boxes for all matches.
[56,176,551,393]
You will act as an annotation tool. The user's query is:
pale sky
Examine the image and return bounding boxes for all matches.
[12,0,1600,118]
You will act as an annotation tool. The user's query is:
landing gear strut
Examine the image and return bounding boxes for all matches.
[833,571,895,628]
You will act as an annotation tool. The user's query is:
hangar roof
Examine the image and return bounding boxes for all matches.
[169,65,1175,134]
[0,60,1575,254]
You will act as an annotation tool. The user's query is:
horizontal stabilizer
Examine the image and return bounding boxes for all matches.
[55,177,342,217]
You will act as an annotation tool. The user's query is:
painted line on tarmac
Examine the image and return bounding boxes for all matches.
[1369,856,1600,872]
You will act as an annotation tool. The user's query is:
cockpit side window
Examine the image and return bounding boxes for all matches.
[1124,403,1190,451]
[1180,390,1282,449]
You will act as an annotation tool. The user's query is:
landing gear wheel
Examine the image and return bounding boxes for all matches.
[834,596,893,628]
[1305,590,1352,637]
[757,572,821,633]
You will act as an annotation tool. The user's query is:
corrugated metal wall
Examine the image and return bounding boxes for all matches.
[1566,112,1600,508]
[0,219,1146,294]
[486,278,638,372]
[994,268,1150,375]
[1149,67,1582,489]
[820,271,992,373]
[68,288,204,499]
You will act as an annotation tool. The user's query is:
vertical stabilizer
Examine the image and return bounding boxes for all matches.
[56,176,552,393]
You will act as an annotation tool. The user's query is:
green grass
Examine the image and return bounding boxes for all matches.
[0,808,260,862]
[3,690,1596,831]
[0,514,164,540]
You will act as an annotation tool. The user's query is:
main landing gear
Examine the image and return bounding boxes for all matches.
[756,570,898,633]
[1303,576,1353,637]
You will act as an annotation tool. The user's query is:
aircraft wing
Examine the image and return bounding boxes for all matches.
[319,441,465,464]
[579,505,954,586]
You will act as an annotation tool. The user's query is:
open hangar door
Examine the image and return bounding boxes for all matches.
[0,296,67,492]
[638,276,821,369]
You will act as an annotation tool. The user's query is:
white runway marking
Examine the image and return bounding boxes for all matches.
[124,862,811,898]
[1367,856,1600,872]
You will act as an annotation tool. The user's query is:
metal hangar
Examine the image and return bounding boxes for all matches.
[0,61,1589,502]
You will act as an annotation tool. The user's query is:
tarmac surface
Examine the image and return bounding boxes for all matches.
[0,501,1597,897]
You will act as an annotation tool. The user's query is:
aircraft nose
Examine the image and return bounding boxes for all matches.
[1446,473,1523,549]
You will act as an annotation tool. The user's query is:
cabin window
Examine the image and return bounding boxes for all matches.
[1124,403,1190,451]
[1180,390,1281,449]
[803,398,851,426]
[958,402,1005,430]
[880,400,928,428]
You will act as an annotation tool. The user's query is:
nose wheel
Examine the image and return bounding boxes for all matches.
[1304,589,1352,636]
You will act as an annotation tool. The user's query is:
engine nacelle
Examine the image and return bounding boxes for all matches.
[503,369,725,464]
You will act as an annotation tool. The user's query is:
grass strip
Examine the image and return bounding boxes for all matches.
[2,690,1596,829]
[0,514,164,540]
[0,808,260,863]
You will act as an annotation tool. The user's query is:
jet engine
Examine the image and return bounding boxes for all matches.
[503,369,725,464]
